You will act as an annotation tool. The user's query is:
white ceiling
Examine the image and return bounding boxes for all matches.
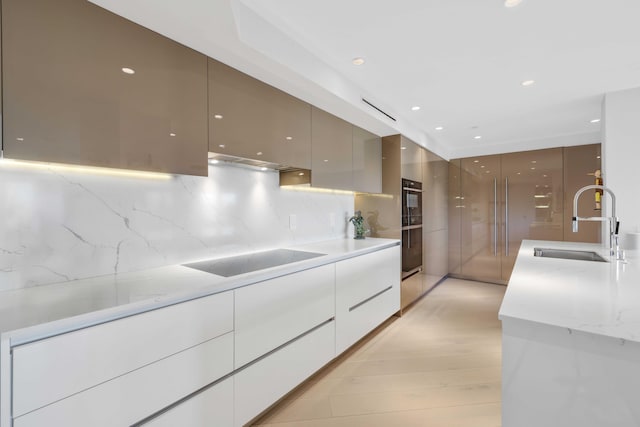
[89,0,640,160]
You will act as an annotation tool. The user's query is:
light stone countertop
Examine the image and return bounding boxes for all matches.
[0,237,399,346]
[499,239,640,342]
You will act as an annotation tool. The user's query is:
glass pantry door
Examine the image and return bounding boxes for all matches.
[501,148,564,282]
[460,155,503,283]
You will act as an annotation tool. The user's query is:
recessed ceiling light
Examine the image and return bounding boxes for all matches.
[285,136,293,140]
[352,57,365,66]
[256,152,263,156]
[218,144,225,148]
[481,165,485,168]
[16,137,24,142]
[323,159,329,162]
[590,118,601,123]
[260,167,268,171]
[210,159,219,164]
[504,0,523,8]
[401,146,407,150]
[169,133,176,137]
[435,126,444,131]
[474,135,482,140]
[531,160,537,163]
[298,172,305,176]
[597,155,601,159]
[521,80,535,86]
[121,67,135,75]
[411,106,421,111]
[486,171,490,173]
[517,172,521,175]
[474,160,480,163]
[531,167,536,170]
[214,114,223,120]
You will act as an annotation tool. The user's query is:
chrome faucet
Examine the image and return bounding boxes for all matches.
[572,184,620,258]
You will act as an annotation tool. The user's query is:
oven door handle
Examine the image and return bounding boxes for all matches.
[403,187,423,192]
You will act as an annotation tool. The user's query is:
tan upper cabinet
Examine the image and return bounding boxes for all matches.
[400,137,423,182]
[208,59,312,169]
[310,107,354,190]
[1,0,208,176]
[352,126,382,194]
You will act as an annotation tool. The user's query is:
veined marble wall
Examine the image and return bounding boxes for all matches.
[0,161,354,291]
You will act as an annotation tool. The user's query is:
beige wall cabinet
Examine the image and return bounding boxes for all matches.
[449,145,599,284]
[422,151,449,291]
[208,59,312,169]
[563,144,602,243]
[400,137,423,182]
[1,0,208,176]
[310,107,354,190]
[356,135,448,314]
[352,125,382,193]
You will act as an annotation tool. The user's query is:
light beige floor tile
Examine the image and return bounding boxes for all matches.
[251,278,505,427]
[328,382,501,416]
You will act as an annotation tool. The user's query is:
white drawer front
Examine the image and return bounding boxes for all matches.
[234,320,335,427]
[234,264,334,367]
[13,290,233,417]
[14,332,234,427]
[336,282,400,354]
[336,246,400,310]
[143,377,233,427]
[335,247,400,354]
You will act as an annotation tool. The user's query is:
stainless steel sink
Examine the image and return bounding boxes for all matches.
[533,247,608,262]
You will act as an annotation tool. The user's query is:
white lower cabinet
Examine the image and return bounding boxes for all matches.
[335,246,401,354]
[234,321,336,427]
[234,264,335,368]
[13,332,234,427]
[12,290,233,419]
[143,377,233,427]
[6,245,400,427]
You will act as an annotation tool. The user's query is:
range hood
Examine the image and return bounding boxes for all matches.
[208,152,312,186]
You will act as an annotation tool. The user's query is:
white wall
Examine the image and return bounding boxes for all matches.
[0,162,354,291]
[602,87,640,240]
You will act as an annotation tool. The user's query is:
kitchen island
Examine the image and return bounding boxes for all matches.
[0,237,400,427]
[499,240,640,427]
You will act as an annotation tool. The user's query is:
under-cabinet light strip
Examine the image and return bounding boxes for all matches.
[0,158,173,180]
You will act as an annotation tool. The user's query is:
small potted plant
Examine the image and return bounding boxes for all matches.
[349,210,366,239]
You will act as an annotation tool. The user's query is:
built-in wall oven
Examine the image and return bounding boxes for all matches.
[402,178,422,279]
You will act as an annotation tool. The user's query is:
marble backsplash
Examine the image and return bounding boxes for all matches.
[0,161,354,291]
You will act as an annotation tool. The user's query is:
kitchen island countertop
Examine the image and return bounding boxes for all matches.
[499,239,640,342]
[500,239,640,427]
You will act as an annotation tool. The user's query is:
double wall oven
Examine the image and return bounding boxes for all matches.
[401,178,422,278]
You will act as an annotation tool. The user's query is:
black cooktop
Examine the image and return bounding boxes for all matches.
[182,249,326,277]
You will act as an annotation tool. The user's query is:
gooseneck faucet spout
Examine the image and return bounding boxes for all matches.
[572,184,620,257]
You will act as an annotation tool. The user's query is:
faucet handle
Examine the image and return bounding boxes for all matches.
[615,221,620,235]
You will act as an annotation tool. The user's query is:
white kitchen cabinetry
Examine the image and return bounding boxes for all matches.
[14,333,234,427]
[143,377,234,427]
[234,264,335,368]
[234,321,335,427]
[11,291,233,426]
[3,242,401,427]
[335,246,401,354]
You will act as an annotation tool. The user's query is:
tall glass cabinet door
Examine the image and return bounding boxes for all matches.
[460,155,502,283]
[501,148,564,281]
[448,160,462,276]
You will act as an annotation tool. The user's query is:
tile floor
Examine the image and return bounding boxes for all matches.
[252,278,506,427]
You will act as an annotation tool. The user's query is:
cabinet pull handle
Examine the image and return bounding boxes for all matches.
[505,177,509,256]
[494,178,498,256]
[349,286,393,312]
